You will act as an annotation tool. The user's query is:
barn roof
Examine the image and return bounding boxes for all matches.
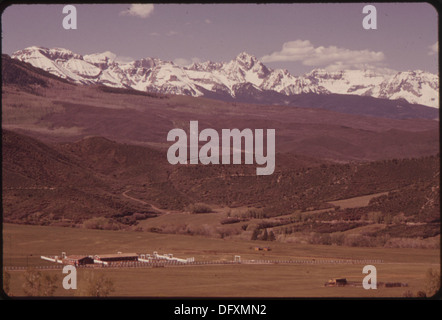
[65,255,91,261]
[95,253,138,259]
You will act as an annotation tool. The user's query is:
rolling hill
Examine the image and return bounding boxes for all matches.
[2,129,439,244]
[2,55,439,163]
[1,53,439,245]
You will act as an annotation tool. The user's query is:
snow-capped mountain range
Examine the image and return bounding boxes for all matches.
[11,46,439,108]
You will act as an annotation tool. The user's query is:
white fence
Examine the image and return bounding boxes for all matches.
[40,256,63,264]
[4,258,384,271]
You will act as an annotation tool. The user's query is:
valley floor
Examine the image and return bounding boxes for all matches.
[2,223,439,298]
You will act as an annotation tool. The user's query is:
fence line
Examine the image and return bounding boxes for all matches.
[3,258,383,271]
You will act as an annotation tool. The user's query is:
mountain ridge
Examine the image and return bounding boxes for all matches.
[11,46,439,108]
[2,52,438,162]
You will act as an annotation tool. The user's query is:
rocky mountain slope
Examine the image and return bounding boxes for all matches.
[11,46,439,108]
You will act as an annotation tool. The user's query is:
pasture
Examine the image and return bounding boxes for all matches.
[2,223,439,298]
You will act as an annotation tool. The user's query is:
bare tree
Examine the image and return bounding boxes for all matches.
[426,268,441,297]
[77,271,115,297]
[3,271,11,296]
[22,268,58,297]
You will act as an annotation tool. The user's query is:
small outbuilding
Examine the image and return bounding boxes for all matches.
[325,278,347,287]
[253,246,271,251]
[94,252,138,262]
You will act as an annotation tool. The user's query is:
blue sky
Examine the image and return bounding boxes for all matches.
[1,3,438,75]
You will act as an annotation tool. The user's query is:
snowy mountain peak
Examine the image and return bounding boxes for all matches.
[235,52,259,69]
[10,46,439,108]
[12,46,83,62]
[84,51,117,68]
[187,60,223,72]
[47,47,83,61]
[129,57,162,69]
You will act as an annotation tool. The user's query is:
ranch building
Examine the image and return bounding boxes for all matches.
[63,255,94,266]
[94,252,139,262]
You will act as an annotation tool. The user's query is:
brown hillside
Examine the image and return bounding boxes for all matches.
[1,55,439,244]
[2,130,157,225]
[1,55,439,162]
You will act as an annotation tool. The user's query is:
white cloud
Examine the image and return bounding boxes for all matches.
[173,57,201,67]
[120,4,154,18]
[261,40,386,71]
[166,30,178,37]
[428,41,438,56]
[173,58,190,66]
[205,19,212,24]
[115,55,135,64]
[149,32,160,37]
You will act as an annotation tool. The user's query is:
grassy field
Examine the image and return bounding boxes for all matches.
[5,263,436,298]
[2,223,440,298]
[327,192,389,209]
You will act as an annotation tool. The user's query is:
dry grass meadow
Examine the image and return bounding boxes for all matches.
[3,223,439,298]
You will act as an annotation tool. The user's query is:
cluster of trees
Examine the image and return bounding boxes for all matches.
[187,203,213,214]
[82,217,122,231]
[251,228,276,241]
[403,268,440,298]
